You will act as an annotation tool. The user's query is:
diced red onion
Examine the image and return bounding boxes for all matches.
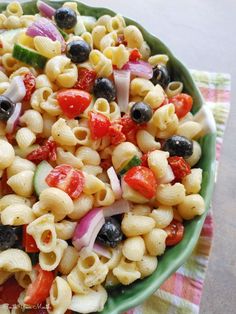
[6,102,22,134]
[3,76,26,103]
[26,17,65,51]
[113,70,130,113]
[122,60,153,79]
[103,199,131,217]
[72,208,105,251]
[157,165,175,184]
[37,0,56,19]
[107,166,122,199]
[93,243,111,259]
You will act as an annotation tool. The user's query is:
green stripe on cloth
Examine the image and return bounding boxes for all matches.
[124,70,231,314]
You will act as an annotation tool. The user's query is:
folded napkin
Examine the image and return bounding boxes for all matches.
[124,70,231,314]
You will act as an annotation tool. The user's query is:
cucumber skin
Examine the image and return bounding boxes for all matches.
[57,27,69,40]
[105,283,122,291]
[119,155,141,176]
[13,43,48,69]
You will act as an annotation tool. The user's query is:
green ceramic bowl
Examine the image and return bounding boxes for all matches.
[0,1,216,313]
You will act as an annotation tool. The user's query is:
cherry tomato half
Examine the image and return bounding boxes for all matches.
[74,68,97,93]
[169,93,193,119]
[164,220,184,246]
[23,72,36,101]
[119,114,138,135]
[108,123,126,145]
[129,49,142,61]
[46,164,85,199]
[124,166,157,199]
[0,277,24,306]
[23,225,39,253]
[88,111,111,140]
[119,114,140,145]
[57,89,92,119]
[24,264,54,305]
[27,140,57,165]
[168,156,191,181]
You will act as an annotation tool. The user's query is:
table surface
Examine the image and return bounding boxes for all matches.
[9,0,236,313]
[82,1,236,313]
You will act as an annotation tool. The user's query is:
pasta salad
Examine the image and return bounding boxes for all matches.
[0,1,210,313]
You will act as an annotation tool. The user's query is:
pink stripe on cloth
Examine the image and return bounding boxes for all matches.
[200,214,213,238]
[216,142,222,160]
[199,87,230,103]
[173,272,183,297]
[160,273,203,305]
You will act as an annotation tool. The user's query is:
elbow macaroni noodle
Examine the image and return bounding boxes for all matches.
[39,239,68,271]
[34,36,62,59]
[0,249,32,272]
[1,203,35,225]
[19,110,44,134]
[7,170,34,197]
[27,214,57,253]
[48,276,72,314]
[0,4,208,312]
[45,55,78,88]
[0,194,31,212]
[55,220,77,240]
[89,49,113,77]
[0,139,15,170]
[148,150,170,179]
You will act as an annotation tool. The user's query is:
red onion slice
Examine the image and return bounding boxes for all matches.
[37,0,56,19]
[6,102,22,134]
[93,243,111,259]
[3,76,26,103]
[103,199,131,217]
[72,208,105,251]
[26,17,65,51]
[107,166,122,200]
[113,70,130,113]
[122,60,153,79]
[88,219,106,251]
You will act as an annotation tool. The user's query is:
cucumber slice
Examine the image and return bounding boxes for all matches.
[119,155,141,176]
[57,27,69,40]
[13,43,48,69]
[34,160,53,196]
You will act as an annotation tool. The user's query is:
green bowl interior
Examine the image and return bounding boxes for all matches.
[0,1,216,314]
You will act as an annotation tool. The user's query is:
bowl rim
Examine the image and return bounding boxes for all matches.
[0,1,216,314]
